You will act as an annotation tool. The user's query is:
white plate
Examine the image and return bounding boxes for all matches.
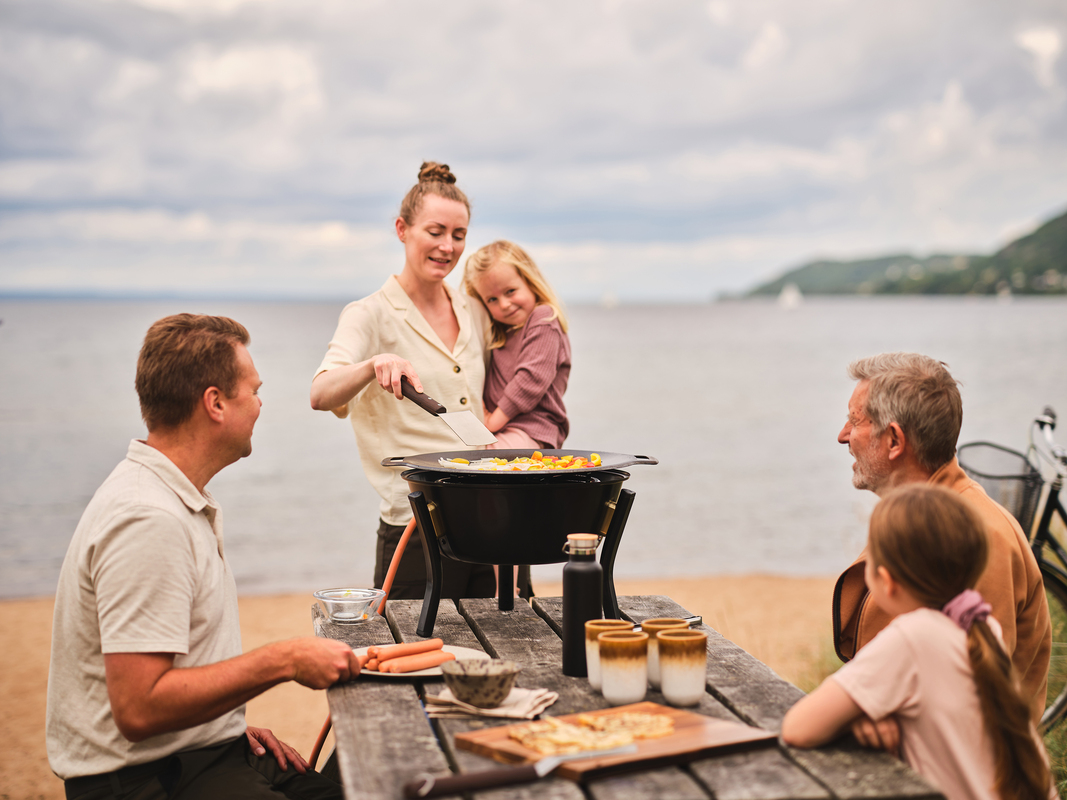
[354,644,490,677]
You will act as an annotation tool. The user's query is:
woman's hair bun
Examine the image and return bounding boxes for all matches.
[418,161,457,185]
[399,160,469,224]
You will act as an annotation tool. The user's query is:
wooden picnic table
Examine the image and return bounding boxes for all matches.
[313,595,943,800]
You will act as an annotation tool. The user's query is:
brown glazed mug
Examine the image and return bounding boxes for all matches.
[640,618,689,689]
[584,619,633,691]
[598,631,649,706]
[656,629,708,706]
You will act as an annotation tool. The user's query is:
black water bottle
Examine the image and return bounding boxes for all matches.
[561,533,603,677]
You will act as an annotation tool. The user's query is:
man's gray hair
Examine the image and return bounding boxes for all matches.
[848,353,962,472]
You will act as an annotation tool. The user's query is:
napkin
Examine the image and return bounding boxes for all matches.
[424,687,558,719]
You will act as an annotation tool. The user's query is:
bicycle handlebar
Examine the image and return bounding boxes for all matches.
[1034,407,1067,466]
[1038,406,1057,430]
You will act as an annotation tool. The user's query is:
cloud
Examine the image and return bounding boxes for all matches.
[742,22,787,70]
[1016,26,1063,88]
[1,0,1066,299]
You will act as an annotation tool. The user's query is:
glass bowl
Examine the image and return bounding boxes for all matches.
[314,588,386,623]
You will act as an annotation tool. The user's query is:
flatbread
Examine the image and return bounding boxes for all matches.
[508,718,634,755]
[576,712,675,740]
[508,711,675,755]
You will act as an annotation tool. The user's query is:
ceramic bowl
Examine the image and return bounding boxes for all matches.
[440,659,521,708]
[314,588,386,624]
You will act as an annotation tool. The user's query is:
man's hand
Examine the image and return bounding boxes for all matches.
[246,726,310,773]
[288,637,362,689]
[850,715,901,757]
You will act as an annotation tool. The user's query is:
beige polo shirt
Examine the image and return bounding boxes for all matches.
[316,275,488,525]
[46,440,245,780]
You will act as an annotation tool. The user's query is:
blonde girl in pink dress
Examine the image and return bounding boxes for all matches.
[463,240,571,451]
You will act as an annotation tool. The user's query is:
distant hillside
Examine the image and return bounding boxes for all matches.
[748,207,1067,296]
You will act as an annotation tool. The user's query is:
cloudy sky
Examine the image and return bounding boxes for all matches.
[2,0,1065,302]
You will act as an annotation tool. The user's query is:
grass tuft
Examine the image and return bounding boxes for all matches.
[1044,723,1067,793]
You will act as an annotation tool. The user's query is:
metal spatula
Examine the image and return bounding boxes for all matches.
[400,377,497,447]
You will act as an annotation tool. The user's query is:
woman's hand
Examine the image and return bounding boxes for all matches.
[311,355,424,410]
[372,354,423,399]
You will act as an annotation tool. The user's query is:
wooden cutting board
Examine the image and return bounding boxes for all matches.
[454,701,778,781]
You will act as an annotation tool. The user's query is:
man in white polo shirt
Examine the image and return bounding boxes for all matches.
[47,314,359,799]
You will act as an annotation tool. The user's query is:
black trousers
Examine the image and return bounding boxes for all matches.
[64,735,343,800]
[373,518,496,600]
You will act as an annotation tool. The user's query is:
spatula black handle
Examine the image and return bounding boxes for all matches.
[400,377,447,415]
[402,764,539,798]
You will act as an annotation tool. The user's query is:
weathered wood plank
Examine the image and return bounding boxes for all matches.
[386,598,484,648]
[388,598,585,800]
[688,749,830,800]
[313,603,394,649]
[327,674,451,799]
[586,767,709,800]
[785,745,943,800]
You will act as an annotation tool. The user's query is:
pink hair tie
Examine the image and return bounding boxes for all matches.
[942,589,991,631]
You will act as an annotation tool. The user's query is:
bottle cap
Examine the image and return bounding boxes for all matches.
[565,533,600,554]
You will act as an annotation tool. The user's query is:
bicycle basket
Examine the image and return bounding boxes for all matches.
[957,442,1043,532]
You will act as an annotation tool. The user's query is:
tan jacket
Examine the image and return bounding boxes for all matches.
[316,276,488,525]
[832,458,1052,723]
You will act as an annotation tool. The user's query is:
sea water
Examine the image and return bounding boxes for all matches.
[2,296,1066,598]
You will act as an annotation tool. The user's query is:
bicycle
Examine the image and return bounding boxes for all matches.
[958,407,1067,731]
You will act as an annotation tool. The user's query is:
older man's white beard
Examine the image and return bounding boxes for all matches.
[850,445,891,493]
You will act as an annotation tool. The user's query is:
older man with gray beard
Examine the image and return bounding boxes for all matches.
[832,353,1050,728]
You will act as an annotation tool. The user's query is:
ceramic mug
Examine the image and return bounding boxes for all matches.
[598,631,649,706]
[584,619,633,691]
[640,618,689,689]
[656,629,708,706]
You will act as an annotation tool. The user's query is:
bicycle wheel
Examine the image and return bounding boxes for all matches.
[1041,563,1067,731]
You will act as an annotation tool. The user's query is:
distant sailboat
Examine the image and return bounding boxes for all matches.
[777,282,803,309]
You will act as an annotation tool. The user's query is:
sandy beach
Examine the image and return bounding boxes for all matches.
[1,575,835,800]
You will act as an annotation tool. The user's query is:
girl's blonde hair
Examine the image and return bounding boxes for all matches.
[462,240,568,350]
[869,484,1050,800]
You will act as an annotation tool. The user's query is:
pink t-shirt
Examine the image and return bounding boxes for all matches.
[831,608,1054,800]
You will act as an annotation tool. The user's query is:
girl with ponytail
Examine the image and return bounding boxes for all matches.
[782,484,1055,800]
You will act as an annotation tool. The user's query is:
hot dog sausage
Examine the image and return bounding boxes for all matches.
[379,650,455,673]
[374,638,444,663]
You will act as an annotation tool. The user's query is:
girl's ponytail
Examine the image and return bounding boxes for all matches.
[967,619,1050,800]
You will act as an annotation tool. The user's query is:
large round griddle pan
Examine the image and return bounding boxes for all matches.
[381,449,658,474]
